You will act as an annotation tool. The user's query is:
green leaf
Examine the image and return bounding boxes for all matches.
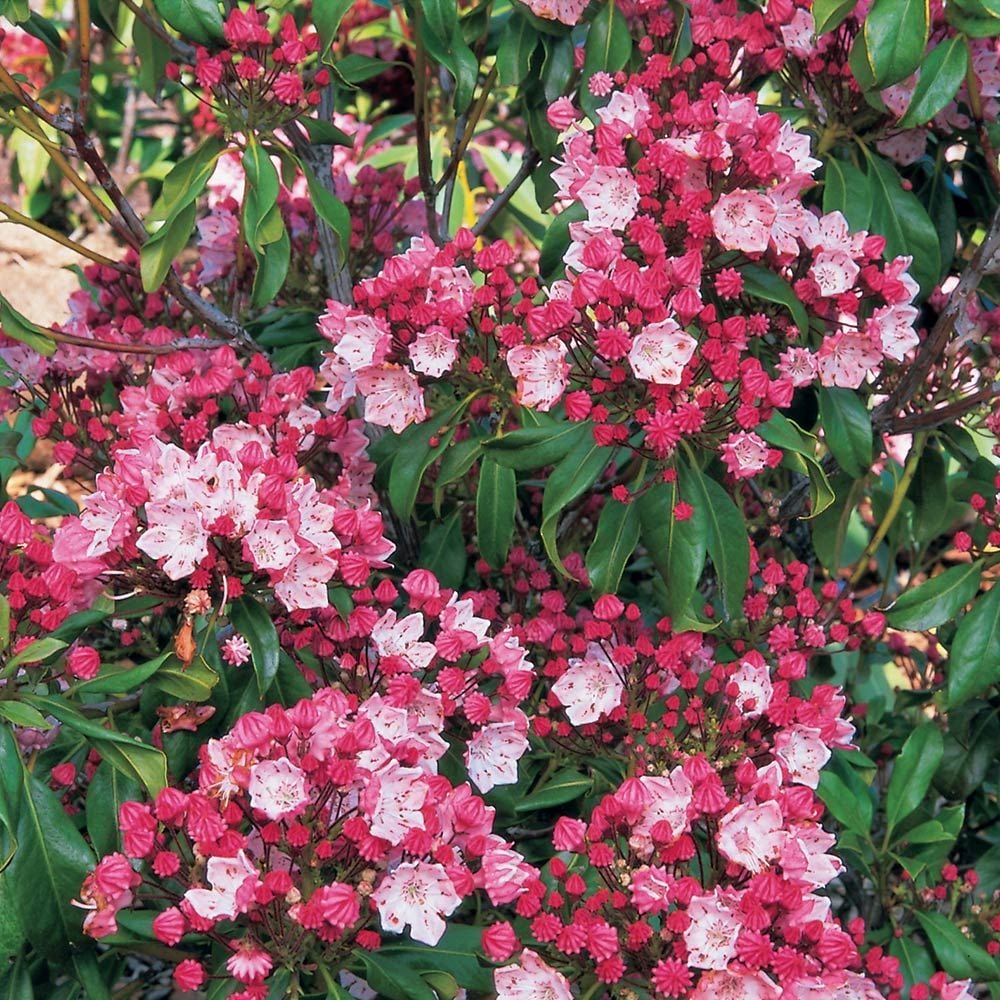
[483,420,590,471]
[417,511,466,590]
[357,950,438,1000]
[5,748,93,959]
[885,723,943,835]
[814,0,857,32]
[26,695,168,797]
[891,934,937,991]
[818,387,872,478]
[148,654,219,701]
[0,702,51,729]
[302,163,352,257]
[898,35,969,127]
[72,949,112,1000]
[540,439,615,576]
[231,596,280,697]
[0,877,26,961]
[580,0,632,116]
[387,401,468,520]
[436,436,483,488]
[299,118,353,147]
[915,911,1000,982]
[759,413,836,519]
[496,13,538,86]
[476,458,517,568]
[638,479,706,622]
[817,771,873,834]
[823,159,874,232]
[0,295,56,357]
[739,264,810,335]
[864,152,942,294]
[86,761,142,858]
[679,466,749,621]
[4,636,66,670]
[947,582,1000,707]
[154,0,224,45]
[313,0,354,54]
[586,500,641,595]
[74,649,173,695]
[515,768,593,812]
[148,138,222,223]
[886,561,982,631]
[933,703,1000,800]
[133,17,170,99]
[862,0,929,86]
[140,200,197,292]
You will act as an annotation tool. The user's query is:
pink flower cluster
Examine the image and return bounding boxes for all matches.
[83,682,541,994]
[53,415,392,610]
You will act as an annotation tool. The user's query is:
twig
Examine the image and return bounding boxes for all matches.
[25,322,228,355]
[0,202,124,268]
[411,9,441,245]
[77,0,93,122]
[872,205,1000,432]
[472,148,541,237]
[116,0,198,63]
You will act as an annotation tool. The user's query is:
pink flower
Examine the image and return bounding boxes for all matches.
[226,940,273,984]
[372,861,460,945]
[550,643,623,725]
[247,757,310,821]
[627,319,698,385]
[482,921,519,962]
[494,948,573,1000]
[691,969,781,999]
[173,960,206,991]
[729,656,773,718]
[152,907,186,946]
[136,500,209,580]
[465,722,528,793]
[578,167,641,230]
[184,851,260,921]
[717,801,784,873]
[773,725,832,787]
[363,761,428,844]
[66,645,101,680]
[506,341,569,412]
[221,634,252,666]
[683,889,743,970]
[816,332,883,389]
[409,325,458,377]
[711,191,777,254]
[720,431,772,480]
[356,365,427,432]
[626,769,694,858]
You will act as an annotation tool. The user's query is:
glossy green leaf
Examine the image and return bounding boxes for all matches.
[5,749,93,959]
[86,761,142,858]
[586,499,641,596]
[739,264,810,334]
[898,35,969,127]
[947,582,1000,707]
[72,950,112,1000]
[313,0,354,54]
[74,648,173,695]
[148,138,222,223]
[140,200,197,292]
[133,17,169,99]
[638,479,707,623]
[27,695,167,796]
[915,910,999,982]
[436,436,483,488]
[356,950,438,1000]
[389,425,457,521]
[758,413,836,518]
[148,654,219,701]
[580,0,632,116]
[0,702,51,729]
[540,439,615,575]
[886,561,982,631]
[818,387,873,478]
[418,511,466,590]
[515,768,593,812]
[891,934,937,992]
[885,723,943,835]
[862,0,929,86]
[484,420,591,471]
[476,458,517,569]
[154,0,224,45]
[823,159,874,232]
[864,152,942,293]
[302,163,351,256]
[679,466,750,621]
[231,596,281,697]
[0,295,56,357]
[814,0,857,32]
[817,771,872,834]
[538,202,588,280]
[497,13,537,85]
[4,636,66,671]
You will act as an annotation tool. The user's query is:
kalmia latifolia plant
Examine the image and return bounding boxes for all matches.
[1,0,1000,996]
